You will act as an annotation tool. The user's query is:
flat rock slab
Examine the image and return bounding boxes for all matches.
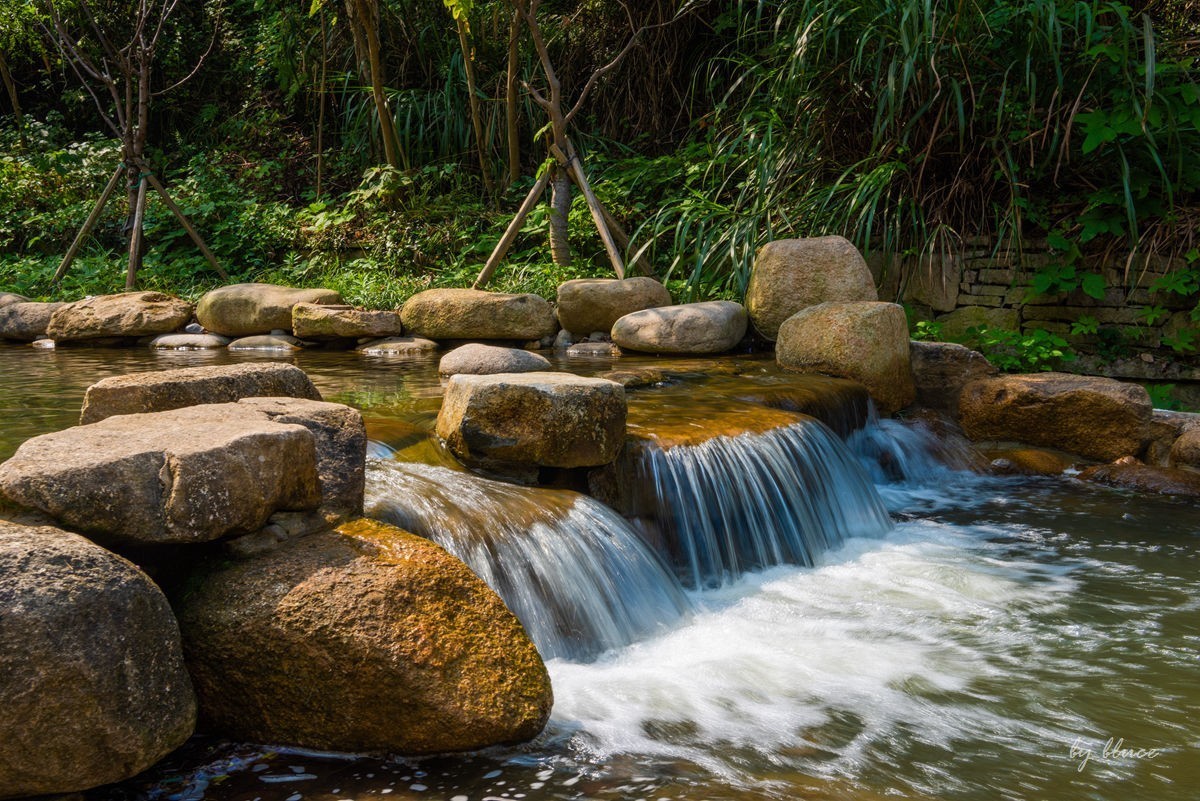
[438,343,551,376]
[0,524,195,798]
[357,336,439,356]
[149,333,231,350]
[777,301,915,415]
[437,372,626,471]
[47,292,192,342]
[612,301,748,355]
[80,363,322,424]
[292,303,403,339]
[0,302,65,341]
[0,403,323,546]
[959,373,1151,462]
[197,283,342,337]
[746,236,877,340]
[556,277,672,336]
[176,518,552,755]
[401,288,558,341]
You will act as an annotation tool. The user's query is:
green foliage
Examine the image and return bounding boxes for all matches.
[960,325,1076,372]
[910,320,944,342]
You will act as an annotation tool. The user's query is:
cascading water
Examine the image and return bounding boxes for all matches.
[627,416,894,588]
[364,459,692,662]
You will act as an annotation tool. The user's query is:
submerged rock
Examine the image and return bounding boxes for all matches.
[47,292,192,342]
[611,301,748,355]
[556,277,672,336]
[745,236,877,340]
[197,283,342,337]
[227,333,304,351]
[438,343,551,376]
[357,335,440,356]
[437,372,626,473]
[0,301,65,341]
[401,288,558,341]
[149,332,231,350]
[176,518,552,755]
[909,340,997,415]
[1078,462,1200,497]
[959,373,1151,461]
[291,303,403,339]
[985,446,1078,476]
[0,524,195,799]
[777,301,914,414]
[80,363,322,424]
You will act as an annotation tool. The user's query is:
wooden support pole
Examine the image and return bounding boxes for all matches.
[126,176,148,290]
[139,166,228,279]
[54,165,125,282]
[473,167,553,290]
[553,144,624,279]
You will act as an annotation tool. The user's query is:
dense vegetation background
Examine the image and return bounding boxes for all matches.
[1,0,1197,366]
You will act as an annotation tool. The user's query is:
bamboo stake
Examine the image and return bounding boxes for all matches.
[473,167,553,289]
[125,175,148,290]
[553,145,624,279]
[54,164,125,282]
[139,166,228,279]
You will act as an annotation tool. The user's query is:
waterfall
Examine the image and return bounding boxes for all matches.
[848,416,980,484]
[628,417,893,588]
[364,459,692,662]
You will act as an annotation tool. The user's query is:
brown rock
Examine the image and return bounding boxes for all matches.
[196,283,342,336]
[0,404,321,547]
[176,518,552,755]
[909,340,998,415]
[959,373,1152,462]
[0,292,28,307]
[0,524,195,798]
[291,303,403,339]
[1168,424,1200,471]
[46,292,192,341]
[611,301,748,354]
[401,288,557,341]
[80,363,322,424]
[0,302,65,341]
[437,372,626,472]
[1078,462,1200,497]
[776,301,915,415]
[438,343,551,376]
[985,446,1077,476]
[746,236,877,340]
[556,277,672,336]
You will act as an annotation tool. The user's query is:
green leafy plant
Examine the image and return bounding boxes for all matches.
[962,325,1075,372]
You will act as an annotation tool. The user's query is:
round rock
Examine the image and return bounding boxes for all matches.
[149,333,231,350]
[228,333,303,351]
[46,292,193,342]
[556,277,672,336]
[357,336,439,356]
[0,302,66,342]
[439,343,551,376]
[611,301,748,355]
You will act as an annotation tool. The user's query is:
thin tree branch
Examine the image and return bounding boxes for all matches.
[154,7,220,97]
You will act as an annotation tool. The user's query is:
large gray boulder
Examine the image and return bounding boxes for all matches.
[746,236,878,340]
[909,341,998,415]
[0,302,65,341]
[611,301,748,354]
[291,303,403,339]
[0,403,324,547]
[80,363,322,424]
[438,343,551,376]
[777,301,915,414]
[46,292,192,342]
[0,524,196,799]
[437,372,626,473]
[196,283,342,336]
[400,288,557,341]
[959,373,1152,461]
[176,519,552,755]
[556,277,672,336]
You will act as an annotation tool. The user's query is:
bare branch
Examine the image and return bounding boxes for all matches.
[154,7,221,97]
[521,79,552,110]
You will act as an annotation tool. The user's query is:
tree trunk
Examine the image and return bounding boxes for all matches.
[456,17,494,196]
[505,8,521,189]
[549,166,572,266]
[0,52,23,148]
[348,0,404,170]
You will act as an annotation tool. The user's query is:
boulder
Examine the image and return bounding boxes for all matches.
[437,372,626,472]
[196,283,342,336]
[0,292,27,307]
[149,333,230,350]
[1078,462,1200,497]
[909,341,998,415]
[0,302,65,341]
[80,363,322,424]
[0,403,322,547]
[777,302,915,414]
[556,277,672,336]
[745,236,878,340]
[984,446,1077,476]
[400,288,557,341]
[46,292,193,342]
[611,301,748,355]
[357,336,439,356]
[958,373,1152,461]
[0,524,195,798]
[292,303,403,339]
[227,333,303,351]
[1168,425,1200,471]
[176,518,552,755]
[438,343,551,376]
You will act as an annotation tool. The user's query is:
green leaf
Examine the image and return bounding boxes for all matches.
[1081,273,1107,300]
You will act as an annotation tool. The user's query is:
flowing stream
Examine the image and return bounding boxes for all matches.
[0,345,1197,801]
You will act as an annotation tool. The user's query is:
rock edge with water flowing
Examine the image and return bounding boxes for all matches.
[0,523,196,799]
[177,518,553,755]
